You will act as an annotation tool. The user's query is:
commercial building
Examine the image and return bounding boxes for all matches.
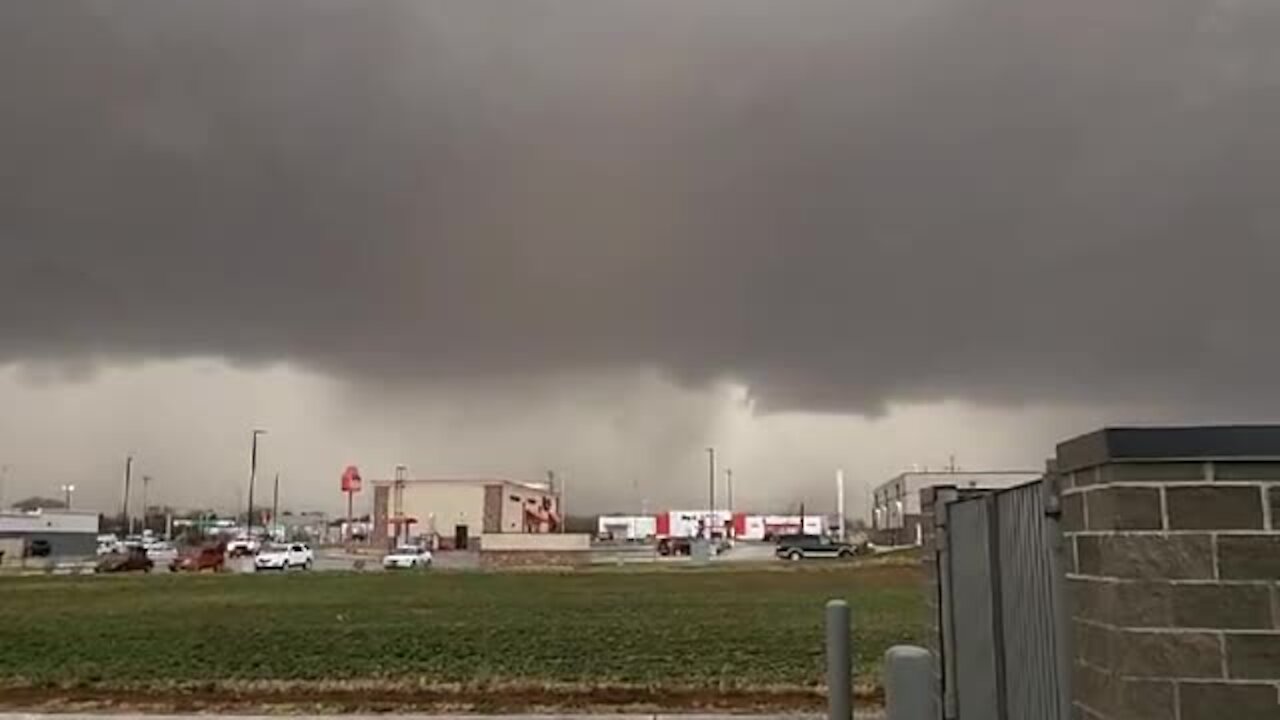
[871,470,1041,546]
[731,513,828,540]
[597,514,658,541]
[601,511,830,541]
[371,478,560,549]
[0,509,99,558]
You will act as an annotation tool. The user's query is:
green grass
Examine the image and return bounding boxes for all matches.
[0,564,922,695]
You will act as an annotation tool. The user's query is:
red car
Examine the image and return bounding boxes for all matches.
[170,543,226,573]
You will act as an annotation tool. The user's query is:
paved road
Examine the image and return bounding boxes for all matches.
[312,549,480,572]
[312,543,784,572]
[0,714,882,720]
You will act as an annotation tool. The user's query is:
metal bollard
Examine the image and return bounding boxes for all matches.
[884,645,934,720]
[826,599,852,720]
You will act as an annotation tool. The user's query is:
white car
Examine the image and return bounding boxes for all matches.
[382,545,432,570]
[254,543,313,571]
[145,542,179,565]
[227,536,260,556]
[96,538,123,556]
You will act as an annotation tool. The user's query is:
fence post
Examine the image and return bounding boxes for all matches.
[826,599,852,720]
[885,645,934,720]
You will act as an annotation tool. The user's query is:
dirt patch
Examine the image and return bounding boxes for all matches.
[0,680,884,714]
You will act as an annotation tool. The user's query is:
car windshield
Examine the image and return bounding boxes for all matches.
[394,546,421,555]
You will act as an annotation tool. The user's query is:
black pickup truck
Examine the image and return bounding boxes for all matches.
[774,534,862,561]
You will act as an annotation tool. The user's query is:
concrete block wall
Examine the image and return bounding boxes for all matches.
[919,484,947,715]
[1060,451,1280,719]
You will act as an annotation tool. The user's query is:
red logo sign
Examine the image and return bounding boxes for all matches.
[341,466,362,493]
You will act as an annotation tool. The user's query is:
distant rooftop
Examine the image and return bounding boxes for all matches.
[368,477,554,493]
[893,470,1040,476]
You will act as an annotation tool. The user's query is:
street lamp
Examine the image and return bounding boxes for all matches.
[391,464,408,544]
[247,429,267,537]
[706,447,716,539]
[60,484,75,509]
[725,468,733,537]
[141,475,151,533]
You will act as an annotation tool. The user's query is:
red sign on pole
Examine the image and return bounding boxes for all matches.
[341,465,362,493]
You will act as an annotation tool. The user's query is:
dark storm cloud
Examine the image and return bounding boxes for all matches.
[3,0,1280,412]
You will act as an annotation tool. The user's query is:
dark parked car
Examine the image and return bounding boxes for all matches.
[775,534,860,561]
[657,537,692,556]
[25,539,51,558]
[96,547,154,573]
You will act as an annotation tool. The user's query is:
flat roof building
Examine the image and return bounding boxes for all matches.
[0,509,99,559]
[872,471,1041,545]
[371,478,560,549]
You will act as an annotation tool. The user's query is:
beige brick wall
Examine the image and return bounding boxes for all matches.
[1062,460,1280,720]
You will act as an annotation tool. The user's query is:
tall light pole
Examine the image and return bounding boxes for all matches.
[836,469,846,540]
[60,484,75,509]
[271,473,280,541]
[706,447,716,539]
[392,464,407,544]
[725,468,734,539]
[122,456,133,533]
[247,429,266,537]
[141,475,151,533]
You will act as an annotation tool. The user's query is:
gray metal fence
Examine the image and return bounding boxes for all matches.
[936,478,1070,720]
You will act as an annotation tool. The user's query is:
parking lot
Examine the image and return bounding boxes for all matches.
[8,538,868,578]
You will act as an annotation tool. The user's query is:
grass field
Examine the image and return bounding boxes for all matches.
[0,563,922,711]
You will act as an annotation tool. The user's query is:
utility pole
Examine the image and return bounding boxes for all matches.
[725,468,734,539]
[272,473,280,541]
[836,469,846,539]
[247,429,266,537]
[122,456,133,534]
[706,447,716,539]
[392,464,407,544]
[141,475,151,534]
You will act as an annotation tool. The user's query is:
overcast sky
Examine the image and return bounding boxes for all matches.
[2,0,1278,516]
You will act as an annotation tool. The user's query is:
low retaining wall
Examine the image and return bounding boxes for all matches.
[480,549,591,568]
[478,533,591,568]
[478,533,591,552]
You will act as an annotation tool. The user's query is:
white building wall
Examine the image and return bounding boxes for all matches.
[666,510,732,538]
[597,516,657,540]
[400,483,487,538]
[872,471,1042,530]
[500,483,556,533]
[0,510,99,534]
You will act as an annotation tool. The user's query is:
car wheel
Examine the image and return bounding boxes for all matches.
[304,560,313,571]
[788,550,803,561]
[838,549,854,559]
